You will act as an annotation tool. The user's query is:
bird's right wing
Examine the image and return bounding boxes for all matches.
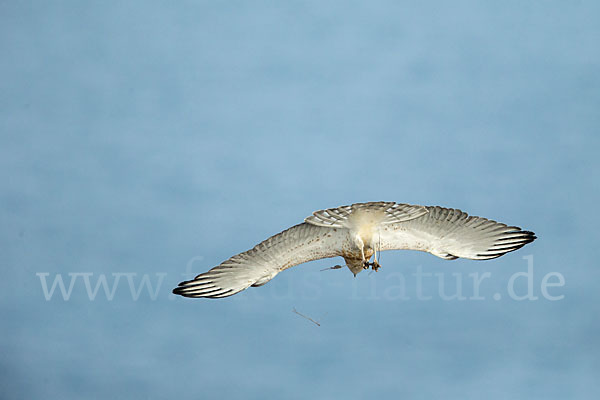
[173,223,346,298]
[379,206,536,260]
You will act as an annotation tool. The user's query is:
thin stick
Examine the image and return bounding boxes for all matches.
[320,265,343,271]
[292,307,321,326]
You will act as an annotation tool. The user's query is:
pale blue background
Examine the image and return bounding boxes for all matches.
[2,1,599,399]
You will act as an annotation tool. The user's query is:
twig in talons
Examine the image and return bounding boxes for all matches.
[320,265,343,272]
[292,307,321,327]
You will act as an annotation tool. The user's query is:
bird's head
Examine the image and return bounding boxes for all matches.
[343,257,366,277]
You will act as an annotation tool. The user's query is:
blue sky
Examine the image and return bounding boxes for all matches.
[1,1,599,399]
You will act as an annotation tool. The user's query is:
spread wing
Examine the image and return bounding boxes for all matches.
[379,206,536,260]
[173,223,346,298]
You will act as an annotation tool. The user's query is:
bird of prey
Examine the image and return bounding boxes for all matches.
[173,202,536,299]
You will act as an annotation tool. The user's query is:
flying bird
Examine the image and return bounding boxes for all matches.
[173,202,536,299]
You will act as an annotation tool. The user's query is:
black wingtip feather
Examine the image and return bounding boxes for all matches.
[476,230,537,259]
[173,288,236,299]
[172,277,238,299]
[172,278,209,296]
[172,285,189,295]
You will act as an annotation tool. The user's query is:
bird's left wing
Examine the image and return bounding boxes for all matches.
[173,223,346,298]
